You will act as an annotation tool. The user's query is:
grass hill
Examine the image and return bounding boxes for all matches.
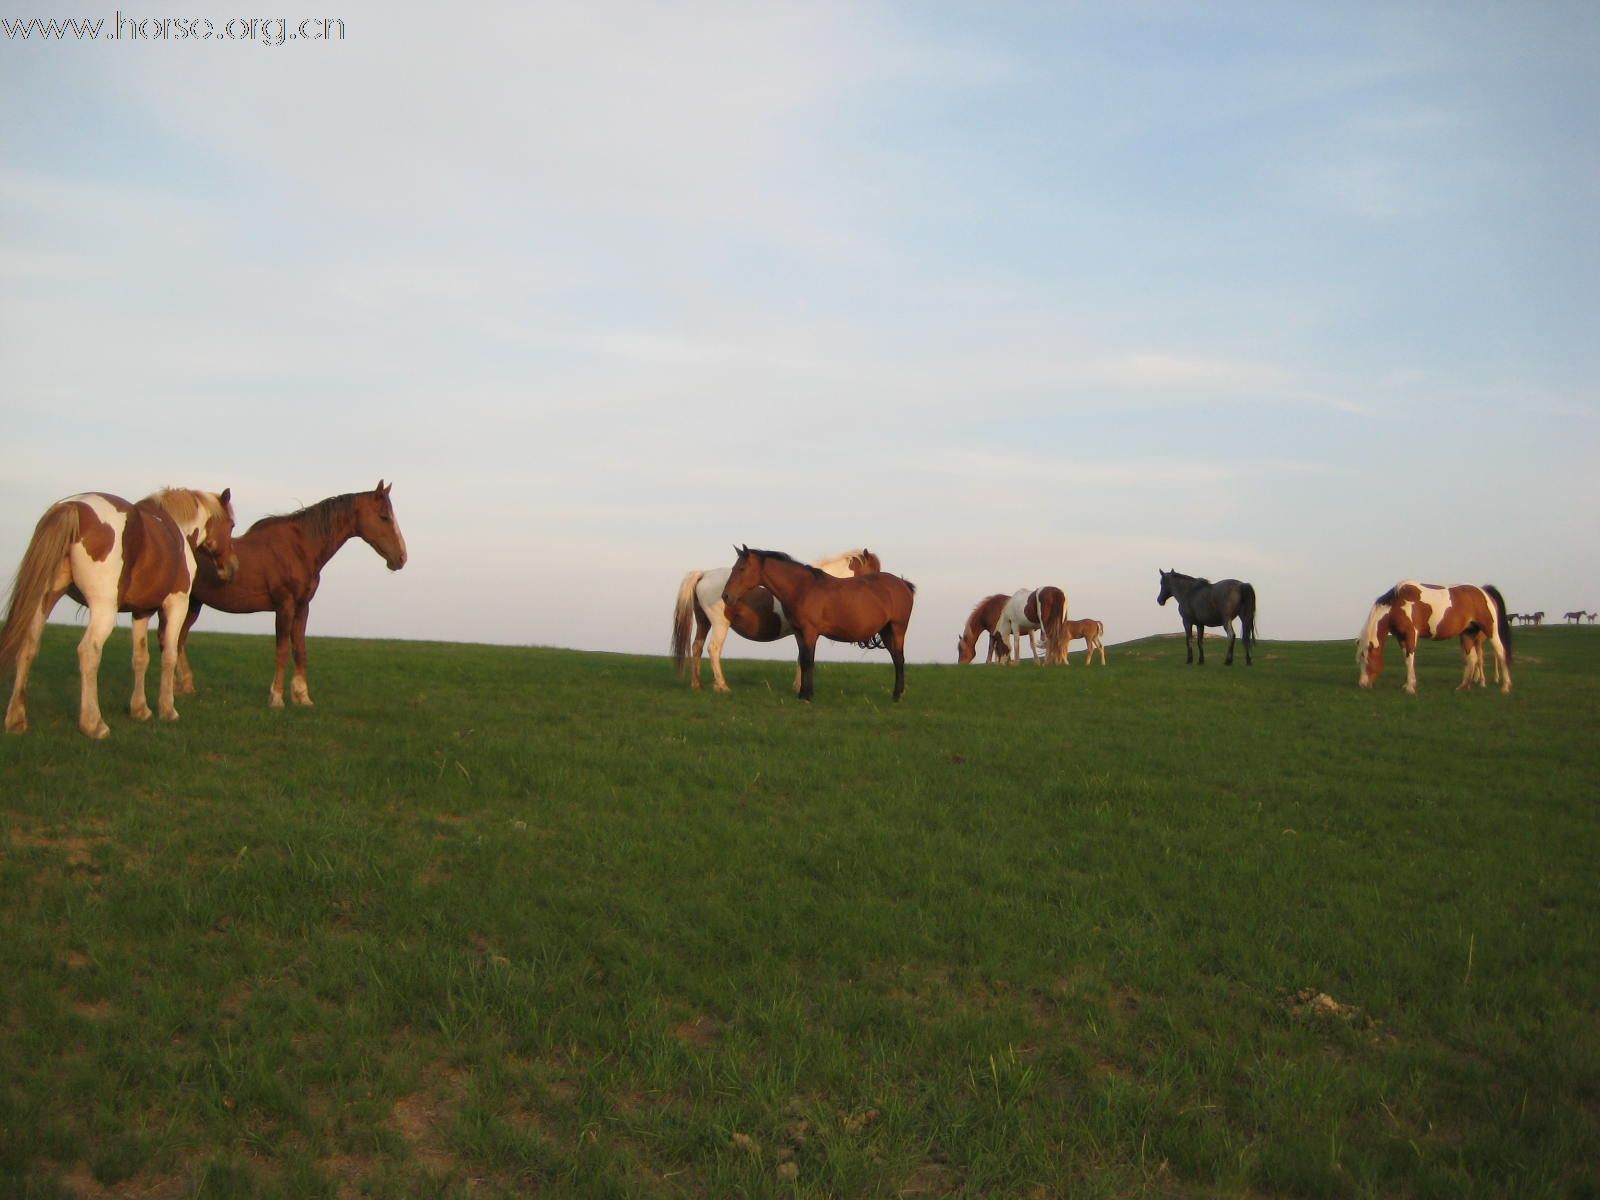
[3,624,1597,1197]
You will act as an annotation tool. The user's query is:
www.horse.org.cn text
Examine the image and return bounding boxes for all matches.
[1,13,347,46]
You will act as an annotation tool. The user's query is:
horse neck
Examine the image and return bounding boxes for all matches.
[146,489,208,543]
[754,555,814,600]
[295,496,361,568]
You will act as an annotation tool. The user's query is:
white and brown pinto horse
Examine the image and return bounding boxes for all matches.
[1357,581,1512,694]
[671,548,879,692]
[956,593,1014,664]
[1,488,237,738]
[996,586,1068,665]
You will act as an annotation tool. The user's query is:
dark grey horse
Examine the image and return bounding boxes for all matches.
[1156,569,1257,665]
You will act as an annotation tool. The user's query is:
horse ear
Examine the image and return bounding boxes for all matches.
[219,487,231,506]
[376,479,390,495]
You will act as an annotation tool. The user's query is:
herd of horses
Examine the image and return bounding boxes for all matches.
[0,480,1572,736]
[1506,610,1596,626]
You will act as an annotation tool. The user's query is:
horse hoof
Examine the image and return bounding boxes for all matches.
[268,693,285,709]
[82,722,110,739]
[160,709,179,722]
[131,706,152,722]
[5,717,26,735]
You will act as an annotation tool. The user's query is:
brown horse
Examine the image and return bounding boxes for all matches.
[1,488,237,738]
[168,482,407,707]
[956,593,1014,664]
[722,546,915,702]
[1060,618,1107,665]
[1357,580,1512,694]
[671,549,880,692]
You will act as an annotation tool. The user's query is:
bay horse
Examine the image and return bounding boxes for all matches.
[1,488,237,738]
[721,546,914,702]
[1564,610,1585,624]
[1156,569,1257,665]
[996,586,1068,665]
[1356,580,1512,694]
[167,482,408,708]
[956,593,1014,664]
[671,548,879,692]
[1060,618,1107,665]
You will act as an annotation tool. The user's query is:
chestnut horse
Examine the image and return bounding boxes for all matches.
[997,586,1068,665]
[721,546,914,702]
[671,548,879,692]
[1357,581,1512,694]
[1,488,237,738]
[1060,618,1107,665]
[956,593,1014,664]
[169,482,407,707]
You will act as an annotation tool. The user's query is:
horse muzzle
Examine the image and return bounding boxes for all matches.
[214,553,240,582]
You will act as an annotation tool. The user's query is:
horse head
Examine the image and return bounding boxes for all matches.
[849,549,881,575]
[722,544,758,608]
[355,480,408,571]
[196,488,240,582]
[1156,568,1175,606]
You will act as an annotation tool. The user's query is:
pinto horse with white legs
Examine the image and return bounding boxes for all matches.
[1,488,237,738]
[996,586,1068,665]
[167,482,407,708]
[721,546,914,702]
[1356,581,1512,694]
[671,548,880,692]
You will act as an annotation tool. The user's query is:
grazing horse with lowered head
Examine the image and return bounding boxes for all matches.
[1357,580,1512,694]
[1157,569,1257,665]
[996,586,1069,665]
[1,488,237,738]
[1060,618,1107,665]
[671,548,879,692]
[168,482,407,708]
[956,593,1014,664]
[721,546,914,702]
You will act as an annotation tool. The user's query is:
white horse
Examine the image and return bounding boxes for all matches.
[995,586,1069,665]
[671,549,880,691]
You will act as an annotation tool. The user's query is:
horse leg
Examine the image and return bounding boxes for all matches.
[174,600,203,696]
[1223,619,1236,666]
[795,629,818,702]
[5,582,66,735]
[76,601,117,739]
[289,602,314,705]
[1027,630,1040,664]
[886,622,907,701]
[156,596,187,720]
[1403,638,1419,694]
[129,615,154,721]
[688,609,710,691]
[707,612,732,693]
[1195,625,1206,665]
[1184,623,1194,664]
[269,602,292,708]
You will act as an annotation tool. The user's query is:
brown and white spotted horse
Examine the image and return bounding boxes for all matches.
[1356,581,1512,694]
[1,488,237,737]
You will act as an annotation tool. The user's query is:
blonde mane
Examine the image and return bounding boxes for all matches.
[144,487,228,531]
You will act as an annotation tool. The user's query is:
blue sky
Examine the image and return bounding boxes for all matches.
[3,1,1596,663]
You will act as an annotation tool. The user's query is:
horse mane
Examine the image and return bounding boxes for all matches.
[144,487,227,523]
[746,548,827,579]
[247,493,359,539]
[1374,584,1400,607]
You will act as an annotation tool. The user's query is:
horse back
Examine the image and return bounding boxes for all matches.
[190,522,301,611]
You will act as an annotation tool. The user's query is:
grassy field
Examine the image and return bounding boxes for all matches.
[2,622,1597,1198]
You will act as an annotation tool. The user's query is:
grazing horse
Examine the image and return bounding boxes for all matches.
[956,593,1014,664]
[671,549,879,692]
[1356,580,1512,694]
[996,586,1069,665]
[1156,569,1257,665]
[168,482,408,708]
[721,546,914,702]
[1,488,237,738]
[1059,618,1107,665]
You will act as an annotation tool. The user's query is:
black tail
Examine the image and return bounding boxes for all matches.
[1482,583,1513,666]
[1239,582,1257,648]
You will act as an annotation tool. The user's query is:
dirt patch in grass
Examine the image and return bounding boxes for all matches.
[390,1063,469,1179]
[672,1014,720,1049]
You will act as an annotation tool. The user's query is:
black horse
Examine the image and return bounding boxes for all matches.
[1157,569,1257,665]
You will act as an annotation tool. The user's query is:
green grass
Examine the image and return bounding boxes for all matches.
[2,623,1597,1198]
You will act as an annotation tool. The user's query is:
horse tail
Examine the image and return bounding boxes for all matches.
[1239,582,1258,646]
[670,570,702,675]
[0,503,79,672]
[1482,583,1512,666]
[1044,588,1067,663]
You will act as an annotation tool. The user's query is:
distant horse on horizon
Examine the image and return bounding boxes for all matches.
[996,586,1068,665]
[1,488,237,738]
[167,482,407,708]
[1156,569,1256,665]
[956,593,1014,664]
[721,546,914,702]
[671,548,879,692]
[1059,618,1107,665]
[1564,610,1585,624]
[1356,580,1512,694]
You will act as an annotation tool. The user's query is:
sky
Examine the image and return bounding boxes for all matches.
[3,1,1597,666]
